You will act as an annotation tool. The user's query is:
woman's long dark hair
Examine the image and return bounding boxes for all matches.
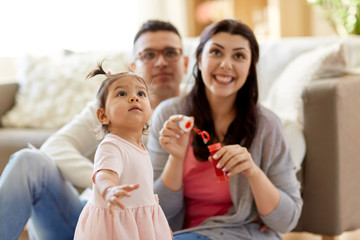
[185,19,259,161]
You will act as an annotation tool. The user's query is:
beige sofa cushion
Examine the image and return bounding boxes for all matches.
[1,52,129,129]
[263,40,346,124]
[0,128,55,175]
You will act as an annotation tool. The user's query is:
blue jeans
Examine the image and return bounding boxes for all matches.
[174,233,212,240]
[0,149,85,240]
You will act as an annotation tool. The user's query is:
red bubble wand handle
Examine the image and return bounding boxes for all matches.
[192,127,210,144]
[178,116,210,144]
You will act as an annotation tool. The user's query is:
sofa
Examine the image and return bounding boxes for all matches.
[0,81,56,175]
[1,36,360,239]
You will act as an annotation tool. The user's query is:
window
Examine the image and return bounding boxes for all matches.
[0,0,140,56]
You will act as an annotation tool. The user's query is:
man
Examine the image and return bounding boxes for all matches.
[131,20,188,109]
[0,20,188,240]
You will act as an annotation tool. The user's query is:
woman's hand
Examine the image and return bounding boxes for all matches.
[159,115,192,191]
[209,144,260,178]
[211,144,281,216]
[159,115,192,161]
[104,184,140,216]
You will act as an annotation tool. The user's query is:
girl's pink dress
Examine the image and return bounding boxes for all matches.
[74,134,172,240]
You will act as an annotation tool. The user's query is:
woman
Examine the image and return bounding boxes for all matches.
[147,19,302,240]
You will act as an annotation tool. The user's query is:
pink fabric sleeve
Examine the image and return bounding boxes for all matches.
[92,141,123,184]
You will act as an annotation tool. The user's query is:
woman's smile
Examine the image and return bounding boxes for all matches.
[213,73,234,84]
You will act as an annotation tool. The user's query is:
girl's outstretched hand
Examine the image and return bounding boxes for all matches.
[209,144,260,178]
[104,184,140,216]
[159,115,192,161]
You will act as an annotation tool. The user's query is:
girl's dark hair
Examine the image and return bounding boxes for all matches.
[185,18,259,161]
[87,61,149,135]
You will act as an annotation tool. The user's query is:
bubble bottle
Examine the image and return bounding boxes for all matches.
[208,143,230,183]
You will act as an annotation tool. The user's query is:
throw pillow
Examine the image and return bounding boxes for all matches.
[1,51,129,129]
[256,36,339,102]
[262,41,346,171]
[262,40,346,125]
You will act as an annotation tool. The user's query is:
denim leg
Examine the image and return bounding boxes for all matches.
[174,233,212,240]
[0,148,85,240]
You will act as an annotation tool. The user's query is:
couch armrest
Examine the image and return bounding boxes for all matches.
[297,74,360,236]
[0,81,19,120]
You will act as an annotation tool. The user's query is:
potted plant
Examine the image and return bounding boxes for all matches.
[307,0,360,35]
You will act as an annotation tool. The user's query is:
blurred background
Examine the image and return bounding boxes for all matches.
[0,0,351,79]
[2,2,360,239]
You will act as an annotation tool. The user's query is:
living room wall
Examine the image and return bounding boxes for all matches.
[185,0,337,38]
[0,0,337,81]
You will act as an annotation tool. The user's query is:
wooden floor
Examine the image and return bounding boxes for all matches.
[18,229,360,240]
[19,230,28,240]
[283,230,360,240]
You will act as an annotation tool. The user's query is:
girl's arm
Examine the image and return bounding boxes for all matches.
[94,169,139,215]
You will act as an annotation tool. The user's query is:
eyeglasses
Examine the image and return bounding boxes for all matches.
[137,48,182,63]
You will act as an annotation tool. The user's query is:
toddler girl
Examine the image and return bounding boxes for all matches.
[74,64,172,239]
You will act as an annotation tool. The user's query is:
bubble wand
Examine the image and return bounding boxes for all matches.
[178,115,229,183]
[178,116,210,144]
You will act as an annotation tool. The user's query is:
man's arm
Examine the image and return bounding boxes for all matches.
[40,100,101,189]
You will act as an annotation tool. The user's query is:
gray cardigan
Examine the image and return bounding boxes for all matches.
[147,96,303,240]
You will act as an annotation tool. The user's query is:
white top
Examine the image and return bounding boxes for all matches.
[41,100,101,189]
